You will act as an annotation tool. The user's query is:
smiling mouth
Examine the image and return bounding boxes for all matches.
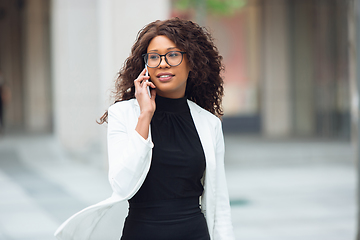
[159,75,172,78]
[157,74,174,81]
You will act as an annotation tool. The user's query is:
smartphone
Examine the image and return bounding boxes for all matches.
[145,64,151,98]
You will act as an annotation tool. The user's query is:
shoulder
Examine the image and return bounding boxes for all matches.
[108,98,137,115]
[187,100,221,127]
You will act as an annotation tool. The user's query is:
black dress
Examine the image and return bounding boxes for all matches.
[121,95,210,240]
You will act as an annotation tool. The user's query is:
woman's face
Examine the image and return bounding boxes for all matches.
[146,35,190,99]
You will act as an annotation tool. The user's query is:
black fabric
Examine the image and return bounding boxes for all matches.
[121,95,209,239]
[121,198,210,240]
[130,95,205,203]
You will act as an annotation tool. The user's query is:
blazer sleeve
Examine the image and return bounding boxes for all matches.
[213,119,236,240]
[107,103,154,200]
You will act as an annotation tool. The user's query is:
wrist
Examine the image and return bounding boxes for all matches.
[139,111,153,121]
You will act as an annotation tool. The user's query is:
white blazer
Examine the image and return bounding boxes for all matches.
[55,98,235,240]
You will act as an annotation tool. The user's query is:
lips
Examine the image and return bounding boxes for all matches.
[159,75,172,78]
[156,72,174,82]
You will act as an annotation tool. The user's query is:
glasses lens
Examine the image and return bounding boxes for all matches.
[146,53,160,68]
[166,51,183,66]
[145,51,184,68]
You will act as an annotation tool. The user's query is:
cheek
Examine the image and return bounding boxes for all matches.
[183,61,191,80]
[148,69,156,79]
[182,66,190,81]
[183,71,190,82]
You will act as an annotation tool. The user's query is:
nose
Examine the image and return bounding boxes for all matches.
[158,56,170,68]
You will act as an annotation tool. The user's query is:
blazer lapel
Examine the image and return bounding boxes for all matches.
[187,101,216,195]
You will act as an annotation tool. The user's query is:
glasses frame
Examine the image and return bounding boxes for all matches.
[142,51,187,68]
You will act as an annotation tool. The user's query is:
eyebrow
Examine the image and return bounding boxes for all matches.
[148,47,179,52]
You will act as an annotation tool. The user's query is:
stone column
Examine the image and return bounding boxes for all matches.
[262,0,291,137]
[51,0,101,161]
[291,0,315,136]
[23,0,51,133]
[51,0,170,163]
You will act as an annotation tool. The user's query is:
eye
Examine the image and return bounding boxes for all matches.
[168,51,180,58]
[148,54,159,60]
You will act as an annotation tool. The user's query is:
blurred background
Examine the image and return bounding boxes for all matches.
[0,0,356,239]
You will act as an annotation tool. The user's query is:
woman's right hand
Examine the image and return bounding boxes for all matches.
[134,68,156,139]
[134,68,156,116]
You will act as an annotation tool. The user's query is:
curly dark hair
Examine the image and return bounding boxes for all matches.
[99,17,224,124]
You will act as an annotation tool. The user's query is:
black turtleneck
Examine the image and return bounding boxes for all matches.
[129,95,206,203]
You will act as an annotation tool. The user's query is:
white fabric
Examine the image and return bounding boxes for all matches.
[54,99,235,240]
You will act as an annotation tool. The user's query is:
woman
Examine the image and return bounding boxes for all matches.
[55,18,235,240]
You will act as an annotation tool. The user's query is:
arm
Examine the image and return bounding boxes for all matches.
[107,104,154,199]
[134,68,156,139]
[213,119,236,240]
[108,68,157,199]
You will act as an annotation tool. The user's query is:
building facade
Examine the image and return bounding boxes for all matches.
[0,0,351,163]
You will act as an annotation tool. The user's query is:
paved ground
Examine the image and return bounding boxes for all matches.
[0,134,356,240]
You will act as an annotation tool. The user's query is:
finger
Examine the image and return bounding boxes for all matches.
[143,81,156,93]
[137,68,147,79]
[135,68,147,82]
[134,76,150,89]
[134,75,150,84]
[134,78,141,89]
[149,82,156,89]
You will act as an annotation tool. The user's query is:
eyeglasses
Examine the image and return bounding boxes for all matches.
[142,51,186,68]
